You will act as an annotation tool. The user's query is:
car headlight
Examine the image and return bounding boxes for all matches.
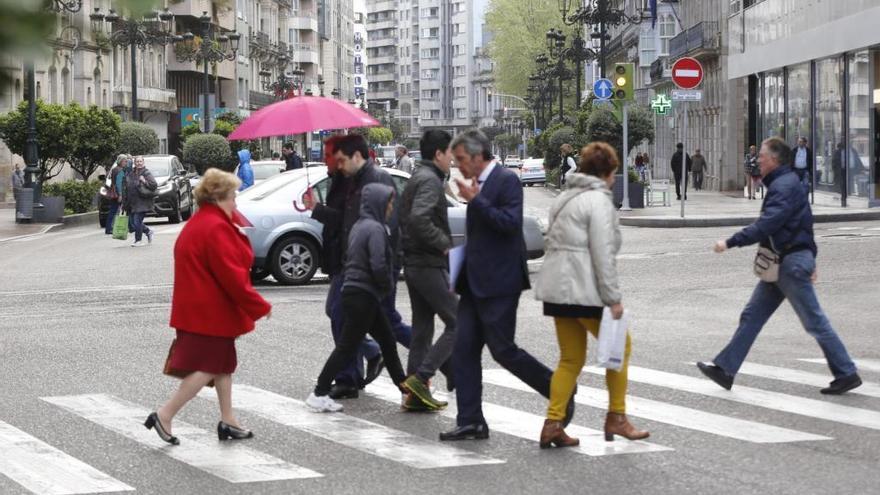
[158,183,173,193]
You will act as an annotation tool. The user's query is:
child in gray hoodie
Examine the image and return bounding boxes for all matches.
[307,183,408,412]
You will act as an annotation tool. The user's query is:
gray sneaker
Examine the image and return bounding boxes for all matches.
[146,230,153,244]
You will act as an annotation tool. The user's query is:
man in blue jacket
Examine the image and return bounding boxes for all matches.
[698,137,861,395]
[439,129,573,441]
[237,149,254,191]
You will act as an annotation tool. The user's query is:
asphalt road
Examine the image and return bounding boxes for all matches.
[1,186,879,495]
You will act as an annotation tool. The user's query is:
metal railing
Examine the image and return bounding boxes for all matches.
[669,21,720,59]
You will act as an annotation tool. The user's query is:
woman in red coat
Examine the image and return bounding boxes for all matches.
[144,169,272,445]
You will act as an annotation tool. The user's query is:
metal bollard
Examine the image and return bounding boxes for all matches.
[16,187,33,221]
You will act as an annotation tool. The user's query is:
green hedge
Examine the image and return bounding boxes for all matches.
[183,133,234,174]
[42,180,102,214]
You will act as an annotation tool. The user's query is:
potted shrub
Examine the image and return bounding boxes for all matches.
[612,168,645,209]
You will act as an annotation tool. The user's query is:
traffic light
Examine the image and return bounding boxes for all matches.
[612,63,634,101]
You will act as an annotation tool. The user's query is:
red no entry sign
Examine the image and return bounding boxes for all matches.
[672,57,704,89]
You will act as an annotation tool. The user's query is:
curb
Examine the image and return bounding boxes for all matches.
[61,211,99,228]
[620,210,880,228]
[0,223,63,243]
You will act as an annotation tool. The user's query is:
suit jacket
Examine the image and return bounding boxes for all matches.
[456,165,530,299]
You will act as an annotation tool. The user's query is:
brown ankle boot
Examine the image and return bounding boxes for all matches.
[539,419,580,449]
[604,412,650,441]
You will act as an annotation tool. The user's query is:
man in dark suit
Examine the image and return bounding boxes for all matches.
[439,129,573,441]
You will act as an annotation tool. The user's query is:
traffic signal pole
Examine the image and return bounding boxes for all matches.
[621,102,631,211]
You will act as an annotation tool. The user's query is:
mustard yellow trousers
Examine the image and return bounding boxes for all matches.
[547,317,632,421]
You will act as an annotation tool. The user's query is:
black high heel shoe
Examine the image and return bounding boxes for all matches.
[217,421,254,441]
[144,413,179,445]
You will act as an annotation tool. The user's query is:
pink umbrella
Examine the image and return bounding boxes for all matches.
[227,96,379,140]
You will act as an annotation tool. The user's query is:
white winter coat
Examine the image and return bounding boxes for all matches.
[534,173,622,307]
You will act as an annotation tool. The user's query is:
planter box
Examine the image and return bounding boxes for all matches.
[32,196,65,223]
[612,175,645,209]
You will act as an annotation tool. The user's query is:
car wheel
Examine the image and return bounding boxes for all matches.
[168,197,182,224]
[270,235,319,285]
[250,267,270,282]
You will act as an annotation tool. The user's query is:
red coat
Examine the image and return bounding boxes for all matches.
[170,203,271,338]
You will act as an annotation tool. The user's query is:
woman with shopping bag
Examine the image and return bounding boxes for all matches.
[534,142,649,449]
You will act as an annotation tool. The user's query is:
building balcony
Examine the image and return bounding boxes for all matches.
[370,71,397,83]
[370,54,398,65]
[248,90,276,110]
[368,18,398,31]
[367,36,398,46]
[290,11,318,32]
[668,21,720,61]
[170,1,234,31]
[370,0,398,13]
[167,57,235,81]
[649,57,670,85]
[292,43,319,65]
[371,89,398,101]
[112,85,177,113]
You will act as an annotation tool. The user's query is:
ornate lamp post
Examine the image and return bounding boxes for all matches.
[90,7,177,121]
[173,12,240,132]
[546,29,568,122]
[330,88,340,99]
[557,0,643,78]
[260,61,305,100]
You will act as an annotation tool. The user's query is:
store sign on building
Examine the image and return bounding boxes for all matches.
[651,94,672,115]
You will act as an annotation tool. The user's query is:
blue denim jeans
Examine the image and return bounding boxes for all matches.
[129,211,151,242]
[714,250,857,380]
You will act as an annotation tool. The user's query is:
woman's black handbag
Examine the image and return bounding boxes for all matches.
[138,183,158,199]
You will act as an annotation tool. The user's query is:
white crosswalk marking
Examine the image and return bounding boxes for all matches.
[482,370,829,444]
[798,358,880,374]
[0,420,133,495]
[584,366,880,431]
[366,378,672,456]
[736,362,880,399]
[204,384,504,468]
[41,394,321,483]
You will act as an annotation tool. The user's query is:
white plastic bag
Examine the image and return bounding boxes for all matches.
[596,307,629,371]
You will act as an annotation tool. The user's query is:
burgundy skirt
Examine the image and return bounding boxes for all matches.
[168,329,238,375]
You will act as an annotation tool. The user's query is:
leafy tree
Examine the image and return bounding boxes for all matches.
[180,123,202,143]
[0,100,71,181]
[495,133,521,159]
[183,134,234,174]
[216,112,262,160]
[118,121,159,156]
[366,127,393,145]
[480,126,505,143]
[67,104,121,179]
[585,106,655,160]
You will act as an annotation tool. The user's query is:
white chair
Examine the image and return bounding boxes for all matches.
[644,169,671,207]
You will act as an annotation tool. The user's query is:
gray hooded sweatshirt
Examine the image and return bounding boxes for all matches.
[342,183,395,300]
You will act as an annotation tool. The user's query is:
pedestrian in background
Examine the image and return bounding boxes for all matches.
[559,143,577,187]
[534,142,648,449]
[439,129,574,442]
[236,149,254,191]
[670,143,692,200]
[282,142,304,171]
[306,183,408,413]
[744,145,759,199]
[698,137,862,395]
[146,169,272,446]
[395,145,413,174]
[399,130,457,411]
[123,155,156,247]
[104,154,129,235]
[793,137,813,185]
[692,149,707,191]
[11,163,24,205]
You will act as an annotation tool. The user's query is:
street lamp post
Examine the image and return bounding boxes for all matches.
[90,8,177,122]
[174,12,240,133]
[546,30,567,122]
[557,0,644,78]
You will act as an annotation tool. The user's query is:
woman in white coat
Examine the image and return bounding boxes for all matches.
[534,142,649,449]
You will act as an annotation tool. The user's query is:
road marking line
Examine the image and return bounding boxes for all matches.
[366,378,672,456]
[200,385,504,469]
[583,366,880,431]
[0,420,133,495]
[798,358,880,374]
[735,362,880,399]
[482,370,828,444]
[41,394,321,483]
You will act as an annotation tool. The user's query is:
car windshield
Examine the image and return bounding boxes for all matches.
[252,162,285,180]
[144,158,171,177]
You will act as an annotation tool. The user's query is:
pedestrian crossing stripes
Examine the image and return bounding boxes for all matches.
[198,384,504,469]
[481,370,829,444]
[735,362,880,399]
[40,394,321,484]
[0,420,133,495]
[798,358,880,374]
[583,366,880,431]
[366,378,672,456]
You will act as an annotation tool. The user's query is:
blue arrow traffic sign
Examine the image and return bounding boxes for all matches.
[594,78,613,100]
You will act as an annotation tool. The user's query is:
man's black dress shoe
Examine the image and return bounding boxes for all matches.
[439,423,489,441]
[697,362,734,390]
[821,373,862,395]
[329,384,359,399]
[364,355,385,386]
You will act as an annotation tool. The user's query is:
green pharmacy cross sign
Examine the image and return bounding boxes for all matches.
[651,94,672,115]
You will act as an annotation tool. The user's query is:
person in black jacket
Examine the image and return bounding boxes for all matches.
[282,142,304,171]
[399,130,456,411]
[697,137,861,395]
[670,143,692,200]
[307,183,408,413]
[305,134,410,399]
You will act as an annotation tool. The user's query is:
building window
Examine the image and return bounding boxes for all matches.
[847,50,871,198]
[659,14,676,55]
[421,27,438,38]
[814,56,844,194]
[639,30,656,66]
[48,66,58,104]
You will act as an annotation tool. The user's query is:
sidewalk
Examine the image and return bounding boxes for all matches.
[617,190,880,227]
[0,212,62,243]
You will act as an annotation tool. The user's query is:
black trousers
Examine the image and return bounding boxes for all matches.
[315,287,406,396]
[674,173,688,199]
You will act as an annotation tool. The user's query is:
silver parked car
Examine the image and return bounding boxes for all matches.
[520,158,546,186]
[236,167,545,285]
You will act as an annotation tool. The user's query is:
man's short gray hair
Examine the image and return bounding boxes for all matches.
[762,137,791,166]
[116,153,130,165]
[451,129,492,161]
